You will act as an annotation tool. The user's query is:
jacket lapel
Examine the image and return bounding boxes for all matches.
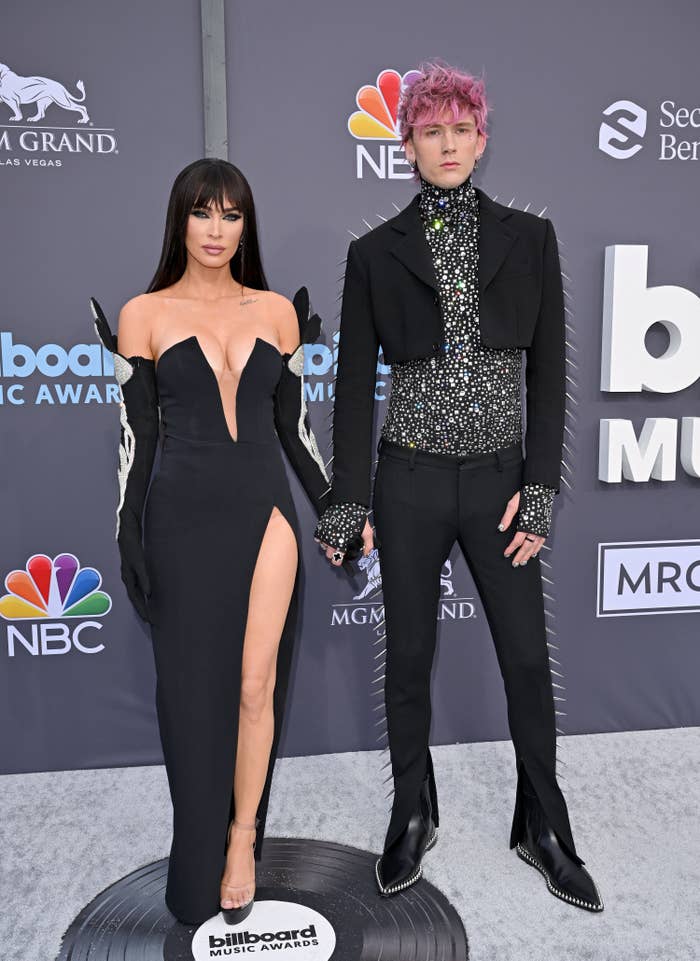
[389,189,518,294]
[477,189,517,292]
[389,195,438,291]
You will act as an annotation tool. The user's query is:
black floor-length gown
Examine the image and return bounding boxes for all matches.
[144,334,303,924]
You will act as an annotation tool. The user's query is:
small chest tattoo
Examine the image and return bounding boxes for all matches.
[240,296,259,307]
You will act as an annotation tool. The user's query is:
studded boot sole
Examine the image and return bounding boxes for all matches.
[516,842,604,912]
[375,828,438,897]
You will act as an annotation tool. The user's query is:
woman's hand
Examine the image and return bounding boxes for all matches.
[498,490,545,566]
[317,518,374,567]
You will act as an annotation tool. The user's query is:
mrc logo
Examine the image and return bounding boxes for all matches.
[0,552,112,656]
[348,68,420,180]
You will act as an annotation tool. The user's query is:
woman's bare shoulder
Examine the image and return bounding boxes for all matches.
[257,290,298,352]
[117,293,161,357]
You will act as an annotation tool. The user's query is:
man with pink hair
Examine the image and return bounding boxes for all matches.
[316,62,602,911]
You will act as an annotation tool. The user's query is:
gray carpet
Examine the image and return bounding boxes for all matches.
[1,727,699,961]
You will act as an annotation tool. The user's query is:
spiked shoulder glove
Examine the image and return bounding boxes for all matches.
[91,297,158,622]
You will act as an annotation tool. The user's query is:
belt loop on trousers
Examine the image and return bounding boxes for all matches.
[495,449,504,472]
[408,448,417,470]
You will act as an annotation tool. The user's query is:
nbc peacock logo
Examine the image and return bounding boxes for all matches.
[0,553,111,657]
[347,68,421,180]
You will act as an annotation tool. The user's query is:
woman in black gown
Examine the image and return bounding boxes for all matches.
[91,159,330,925]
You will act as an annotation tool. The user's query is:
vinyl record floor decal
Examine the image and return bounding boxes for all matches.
[57,837,468,960]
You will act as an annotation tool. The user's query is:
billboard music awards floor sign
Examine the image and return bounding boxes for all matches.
[57,838,467,961]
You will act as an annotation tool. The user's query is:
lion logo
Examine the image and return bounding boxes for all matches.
[353,551,455,601]
[354,548,382,600]
[0,63,89,123]
[440,559,455,597]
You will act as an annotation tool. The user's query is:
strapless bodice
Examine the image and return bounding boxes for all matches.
[155,335,282,445]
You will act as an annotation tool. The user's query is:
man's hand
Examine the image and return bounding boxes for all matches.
[498,490,545,566]
[317,518,374,567]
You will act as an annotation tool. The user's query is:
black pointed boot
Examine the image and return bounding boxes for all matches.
[376,775,438,896]
[517,776,603,912]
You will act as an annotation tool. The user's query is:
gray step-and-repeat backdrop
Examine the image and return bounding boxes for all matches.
[2,0,698,774]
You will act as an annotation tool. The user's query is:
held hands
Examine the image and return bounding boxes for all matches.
[498,490,545,566]
[314,492,545,569]
[316,518,374,568]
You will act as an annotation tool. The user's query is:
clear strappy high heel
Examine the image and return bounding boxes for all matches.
[220,819,258,925]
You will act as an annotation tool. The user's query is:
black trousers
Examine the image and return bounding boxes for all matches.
[373,438,581,863]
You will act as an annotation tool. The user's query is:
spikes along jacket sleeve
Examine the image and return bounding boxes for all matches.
[91,297,159,622]
[510,219,565,540]
[522,219,566,493]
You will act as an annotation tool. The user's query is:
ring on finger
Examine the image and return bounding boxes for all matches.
[332,550,343,563]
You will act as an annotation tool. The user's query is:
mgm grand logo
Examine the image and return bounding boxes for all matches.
[331,550,477,626]
[0,62,117,166]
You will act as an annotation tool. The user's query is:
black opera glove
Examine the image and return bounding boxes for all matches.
[517,483,556,539]
[91,298,159,622]
[273,287,333,517]
[314,502,368,560]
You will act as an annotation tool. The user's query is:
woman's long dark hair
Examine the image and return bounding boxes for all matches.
[147,158,268,293]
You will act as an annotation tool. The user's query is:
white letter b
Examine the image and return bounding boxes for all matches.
[601,245,700,393]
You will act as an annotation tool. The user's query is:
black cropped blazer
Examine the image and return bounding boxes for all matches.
[331,188,566,506]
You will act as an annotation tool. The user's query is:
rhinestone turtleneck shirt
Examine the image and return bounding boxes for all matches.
[382,177,524,454]
[315,177,557,550]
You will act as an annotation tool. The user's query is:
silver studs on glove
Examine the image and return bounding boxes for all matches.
[314,502,367,551]
[518,483,556,538]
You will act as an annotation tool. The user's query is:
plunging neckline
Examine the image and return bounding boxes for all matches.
[156,335,282,444]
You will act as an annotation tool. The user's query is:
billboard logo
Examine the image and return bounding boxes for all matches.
[191,901,335,960]
[598,100,647,159]
[597,540,700,616]
[348,68,420,179]
[303,332,391,404]
[599,245,700,484]
[0,331,119,406]
[1,553,111,656]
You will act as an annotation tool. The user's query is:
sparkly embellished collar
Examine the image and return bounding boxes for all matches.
[419,176,478,229]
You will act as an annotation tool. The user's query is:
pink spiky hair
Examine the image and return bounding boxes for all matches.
[398,61,489,144]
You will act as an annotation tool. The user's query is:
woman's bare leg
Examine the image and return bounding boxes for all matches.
[220,506,297,909]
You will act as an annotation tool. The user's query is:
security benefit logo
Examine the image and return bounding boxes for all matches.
[0,60,118,169]
[598,101,647,159]
[348,67,421,179]
[0,329,119,405]
[599,246,700,483]
[331,549,476,626]
[0,553,112,657]
[597,541,700,617]
[191,901,336,960]
[599,98,700,161]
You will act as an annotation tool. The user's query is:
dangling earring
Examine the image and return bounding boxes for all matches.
[408,159,417,171]
[474,154,482,170]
